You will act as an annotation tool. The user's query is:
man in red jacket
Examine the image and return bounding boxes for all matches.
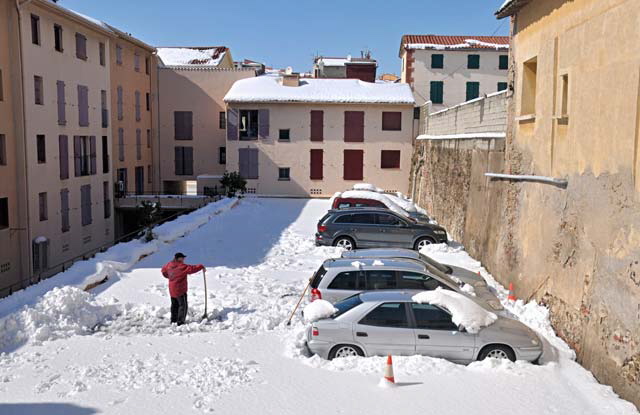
[161,252,205,325]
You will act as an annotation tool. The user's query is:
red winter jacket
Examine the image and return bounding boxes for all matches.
[161,261,204,297]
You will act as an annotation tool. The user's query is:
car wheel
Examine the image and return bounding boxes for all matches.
[334,237,355,251]
[414,237,435,251]
[328,344,364,360]
[478,344,516,362]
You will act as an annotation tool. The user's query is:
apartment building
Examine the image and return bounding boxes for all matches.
[399,35,510,108]
[313,53,377,82]
[223,73,415,196]
[156,47,258,194]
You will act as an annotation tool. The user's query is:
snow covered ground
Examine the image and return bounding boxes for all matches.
[0,198,638,415]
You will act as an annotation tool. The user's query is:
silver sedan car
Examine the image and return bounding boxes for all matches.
[305,291,542,363]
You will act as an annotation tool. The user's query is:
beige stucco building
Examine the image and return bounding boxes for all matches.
[223,74,415,197]
[400,35,510,109]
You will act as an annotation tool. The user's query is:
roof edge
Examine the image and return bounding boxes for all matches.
[495,0,532,18]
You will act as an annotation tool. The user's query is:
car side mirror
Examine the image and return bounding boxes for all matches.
[458,324,466,332]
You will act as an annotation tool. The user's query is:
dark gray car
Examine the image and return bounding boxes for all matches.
[315,207,448,251]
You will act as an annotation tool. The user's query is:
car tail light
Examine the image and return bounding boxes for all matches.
[310,288,322,301]
[317,225,327,233]
[312,327,319,336]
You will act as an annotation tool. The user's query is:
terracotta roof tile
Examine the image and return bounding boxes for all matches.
[402,35,509,50]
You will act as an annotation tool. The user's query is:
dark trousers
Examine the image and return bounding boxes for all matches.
[170,294,188,325]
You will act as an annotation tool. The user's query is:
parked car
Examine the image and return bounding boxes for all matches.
[340,248,503,311]
[332,195,432,224]
[305,291,542,363]
[315,207,447,251]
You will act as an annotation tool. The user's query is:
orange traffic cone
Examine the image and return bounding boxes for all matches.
[508,282,516,302]
[379,355,396,388]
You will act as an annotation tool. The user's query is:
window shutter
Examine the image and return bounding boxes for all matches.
[118,128,124,162]
[184,147,193,175]
[117,86,123,120]
[238,148,248,178]
[56,81,66,125]
[310,110,323,141]
[136,129,141,160]
[73,136,81,176]
[78,85,89,126]
[381,150,401,168]
[344,111,364,142]
[60,189,69,232]
[258,109,269,139]
[382,112,402,131]
[227,109,238,140]
[174,147,184,175]
[75,33,86,60]
[310,149,323,180]
[58,135,68,179]
[135,91,141,121]
[343,149,364,180]
[89,135,96,174]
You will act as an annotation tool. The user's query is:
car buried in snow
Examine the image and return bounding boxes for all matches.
[304,291,542,363]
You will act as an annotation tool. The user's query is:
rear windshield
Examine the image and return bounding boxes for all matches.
[318,213,332,225]
[310,266,327,288]
[332,294,364,318]
[419,253,453,274]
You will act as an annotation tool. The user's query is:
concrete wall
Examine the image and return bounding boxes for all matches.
[226,102,414,197]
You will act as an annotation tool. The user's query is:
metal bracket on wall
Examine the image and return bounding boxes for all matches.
[484,173,568,189]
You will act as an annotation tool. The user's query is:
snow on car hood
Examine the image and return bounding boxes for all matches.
[303,300,338,323]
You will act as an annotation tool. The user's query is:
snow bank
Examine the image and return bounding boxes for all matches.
[303,300,337,322]
[157,47,226,66]
[412,288,497,333]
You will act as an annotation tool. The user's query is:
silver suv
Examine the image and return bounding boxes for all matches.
[315,208,447,251]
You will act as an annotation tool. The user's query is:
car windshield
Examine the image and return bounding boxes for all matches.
[332,294,364,318]
[310,266,327,288]
[419,253,453,274]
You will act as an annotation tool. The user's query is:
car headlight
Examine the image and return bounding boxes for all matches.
[530,338,540,346]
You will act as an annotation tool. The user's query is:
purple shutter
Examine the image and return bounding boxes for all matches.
[249,148,259,179]
[136,129,141,160]
[73,136,81,176]
[135,91,141,121]
[117,86,123,120]
[58,135,68,179]
[57,81,66,125]
[60,189,69,232]
[174,147,183,175]
[184,147,193,175]
[78,85,89,127]
[258,109,269,139]
[118,129,124,161]
[238,148,248,178]
[227,109,238,140]
[89,136,96,174]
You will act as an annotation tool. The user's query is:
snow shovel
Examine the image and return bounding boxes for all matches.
[201,269,208,321]
[285,277,312,326]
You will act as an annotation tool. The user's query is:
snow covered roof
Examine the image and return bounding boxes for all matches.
[224,75,414,105]
[316,56,377,67]
[157,47,228,67]
[401,35,509,53]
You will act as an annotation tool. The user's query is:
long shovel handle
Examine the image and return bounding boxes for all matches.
[202,269,208,320]
[286,277,312,326]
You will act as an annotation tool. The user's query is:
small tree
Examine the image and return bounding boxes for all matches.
[220,171,247,197]
[136,200,162,241]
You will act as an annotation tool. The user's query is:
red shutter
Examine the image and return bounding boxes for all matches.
[344,111,364,142]
[380,150,401,168]
[343,149,363,180]
[310,110,323,141]
[382,112,402,131]
[310,149,323,180]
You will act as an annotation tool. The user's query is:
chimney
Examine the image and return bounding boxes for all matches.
[281,72,300,87]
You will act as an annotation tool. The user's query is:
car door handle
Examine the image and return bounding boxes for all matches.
[356,332,368,337]
[418,334,430,339]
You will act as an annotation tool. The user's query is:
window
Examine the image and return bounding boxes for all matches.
[328,271,363,290]
[32,238,49,273]
[54,24,63,52]
[102,136,109,174]
[135,91,141,121]
[118,129,124,162]
[382,112,402,131]
[278,167,290,181]
[499,55,509,70]
[350,213,375,224]
[103,181,111,219]
[99,42,105,66]
[219,112,226,129]
[560,74,569,118]
[411,303,457,330]
[398,271,450,291]
[359,303,408,328]
[376,213,403,226]
[310,110,323,141]
[101,90,108,128]
[77,85,89,126]
[56,81,66,125]
[146,129,151,148]
[334,214,353,224]
[365,270,396,290]
[0,69,3,101]
[136,129,142,160]
[116,86,123,120]
[219,147,226,164]
[73,135,94,176]
[413,107,420,120]
[467,54,480,69]
[279,129,290,141]
[343,149,363,180]
[34,76,43,105]
[58,135,68,179]
[0,134,5,165]
[344,111,364,142]
[333,295,363,318]
[239,110,259,139]
[497,82,508,92]
[466,82,480,101]
[145,57,150,75]
[310,149,323,180]
[430,81,443,104]
[134,53,140,72]
[381,150,401,169]
[431,54,444,69]
[31,14,40,45]
[145,92,150,111]
[80,184,92,226]
[117,168,127,193]
[116,44,123,65]
[174,146,193,176]
[75,33,87,60]
[38,192,47,221]
[174,111,193,140]
[36,135,46,163]
[147,165,152,184]
[60,189,69,232]
[135,166,144,194]
[238,148,259,179]
[521,57,537,115]
[0,198,7,229]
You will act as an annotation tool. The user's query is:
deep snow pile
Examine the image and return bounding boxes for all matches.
[412,288,497,333]
[303,300,337,322]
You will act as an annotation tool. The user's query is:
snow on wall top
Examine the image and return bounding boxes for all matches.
[157,47,227,67]
[317,57,376,67]
[402,35,509,51]
[224,75,415,104]
[67,9,112,31]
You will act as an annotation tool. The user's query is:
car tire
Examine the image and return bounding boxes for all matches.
[413,237,435,251]
[477,344,516,362]
[333,236,356,251]
[328,344,364,360]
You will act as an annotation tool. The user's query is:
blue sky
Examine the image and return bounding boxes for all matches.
[58,0,508,75]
